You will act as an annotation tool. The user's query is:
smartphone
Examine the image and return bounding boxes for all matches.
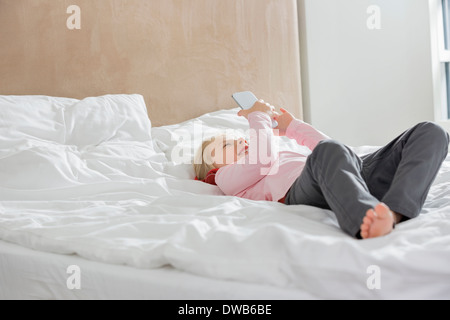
[232,91,278,128]
[232,91,258,110]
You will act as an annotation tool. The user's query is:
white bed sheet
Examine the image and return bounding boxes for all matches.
[0,240,312,300]
[1,95,450,299]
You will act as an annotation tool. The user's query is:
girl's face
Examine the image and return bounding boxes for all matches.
[210,137,248,169]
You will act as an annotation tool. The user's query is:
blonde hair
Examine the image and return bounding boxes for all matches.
[193,134,226,180]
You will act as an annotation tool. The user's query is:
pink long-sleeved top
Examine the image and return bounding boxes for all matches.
[215,111,330,202]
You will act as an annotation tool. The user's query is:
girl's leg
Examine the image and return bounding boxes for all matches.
[285,139,379,238]
[361,122,449,220]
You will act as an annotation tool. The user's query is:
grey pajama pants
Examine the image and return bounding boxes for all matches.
[284,122,450,238]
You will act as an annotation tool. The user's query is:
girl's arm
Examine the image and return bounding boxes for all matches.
[285,119,330,151]
[275,107,330,151]
[215,111,277,196]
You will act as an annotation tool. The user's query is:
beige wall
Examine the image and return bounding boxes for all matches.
[0,0,302,127]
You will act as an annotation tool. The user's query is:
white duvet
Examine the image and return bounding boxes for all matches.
[1,94,449,299]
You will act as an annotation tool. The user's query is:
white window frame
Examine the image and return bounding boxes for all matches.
[430,0,450,131]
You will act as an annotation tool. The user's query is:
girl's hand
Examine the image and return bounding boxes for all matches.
[273,107,295,136]
[237,100,279,120]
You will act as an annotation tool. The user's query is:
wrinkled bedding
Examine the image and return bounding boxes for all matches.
[1,94,449,299]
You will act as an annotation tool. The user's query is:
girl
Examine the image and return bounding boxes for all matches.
[193,101,449,239]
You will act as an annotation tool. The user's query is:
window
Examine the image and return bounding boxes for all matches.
[442,0,450,118]
[430,0,450,124]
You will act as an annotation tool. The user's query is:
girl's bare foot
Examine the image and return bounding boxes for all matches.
[360,203,395,239]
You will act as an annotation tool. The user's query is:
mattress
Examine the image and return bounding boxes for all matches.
[1,94,450,299]
[0,240,312,300]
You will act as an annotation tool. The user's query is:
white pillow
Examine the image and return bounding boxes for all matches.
[0,94,161,190]
[151,108,249,164]
[64,94,152,146]
[0,94,152,150]
[151,107,312,179]
[0,95,73,148]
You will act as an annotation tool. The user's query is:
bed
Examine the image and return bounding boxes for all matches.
[1,0,450,300]
[0,94,449,300]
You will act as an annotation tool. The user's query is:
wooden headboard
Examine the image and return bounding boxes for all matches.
[0,0,302,127]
